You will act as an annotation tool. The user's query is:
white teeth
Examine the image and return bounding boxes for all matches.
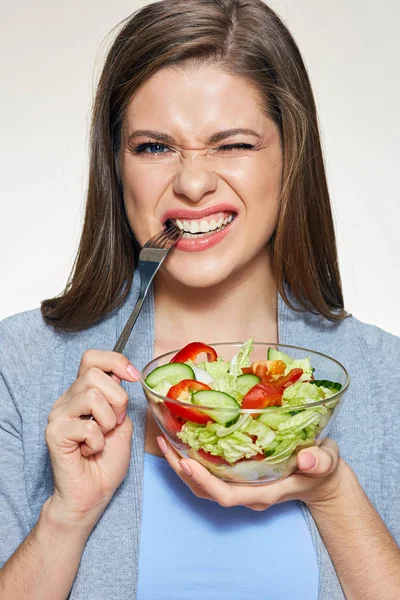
[170,213,235,235]
[189,220,200,234]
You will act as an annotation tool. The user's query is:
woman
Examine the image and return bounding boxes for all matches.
[0,0,399,598]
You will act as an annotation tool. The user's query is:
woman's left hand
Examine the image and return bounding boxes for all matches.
[157,436,346,510]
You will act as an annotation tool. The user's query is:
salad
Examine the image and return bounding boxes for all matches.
[144,339,342,481]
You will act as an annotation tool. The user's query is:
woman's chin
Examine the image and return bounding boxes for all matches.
[160,258,235,290]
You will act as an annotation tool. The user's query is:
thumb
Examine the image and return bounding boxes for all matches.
[297,438,339,477]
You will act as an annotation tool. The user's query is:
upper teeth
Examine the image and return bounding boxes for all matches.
[173,214,234,233]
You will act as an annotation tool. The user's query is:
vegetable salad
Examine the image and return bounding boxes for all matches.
[145,339,341,470]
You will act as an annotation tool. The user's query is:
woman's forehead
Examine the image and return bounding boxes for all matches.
[123,65,273,139]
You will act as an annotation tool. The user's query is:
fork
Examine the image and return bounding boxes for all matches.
[113,223,182,354]
[80,223,181,421]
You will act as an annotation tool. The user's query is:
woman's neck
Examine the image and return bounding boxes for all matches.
[153,248,278,351]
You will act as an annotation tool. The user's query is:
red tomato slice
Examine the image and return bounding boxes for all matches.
[242,382,283,410]
[197,449,231,464]
[170,342,217,363]
[166,379,212,425]
[163,411,184,434]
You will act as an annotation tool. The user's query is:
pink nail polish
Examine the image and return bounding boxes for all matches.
[117,410,126,425]
[127,364,140,381]
[157,436,168,455]
[179,460,192,476]
[299,453,316,470]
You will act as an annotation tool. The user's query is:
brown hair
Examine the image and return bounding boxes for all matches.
[41,0,346,331]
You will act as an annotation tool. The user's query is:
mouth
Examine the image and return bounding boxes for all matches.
[165,211,237,238]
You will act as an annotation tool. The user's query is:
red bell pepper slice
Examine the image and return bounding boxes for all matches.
[272,368,303,389]
[166,379,212,425]
[170,342,217,363]
[241,382,284,410]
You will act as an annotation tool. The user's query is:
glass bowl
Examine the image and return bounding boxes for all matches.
[141,342,350,485]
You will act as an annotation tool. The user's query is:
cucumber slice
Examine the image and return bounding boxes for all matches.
[236,373,260,396]
[145,363,195,389]
[258,412,293,429]
[267,348,290,362]
[192,390,240,427]
[311,380,342,391]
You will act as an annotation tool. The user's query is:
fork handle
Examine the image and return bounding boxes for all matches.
[113,293,146,354]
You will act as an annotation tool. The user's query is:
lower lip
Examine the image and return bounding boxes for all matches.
[174,217,237,252]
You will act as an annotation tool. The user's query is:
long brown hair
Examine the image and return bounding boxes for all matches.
[42,0,346,331]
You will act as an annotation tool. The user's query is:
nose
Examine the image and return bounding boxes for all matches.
[173,163,218,203]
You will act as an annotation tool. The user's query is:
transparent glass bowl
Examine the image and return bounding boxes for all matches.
[141,343,350,485]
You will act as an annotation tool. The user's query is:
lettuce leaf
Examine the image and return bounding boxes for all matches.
[244,418,276,448]
[229,338,254,376]
[282,382,325,406]
[196,357,230,379]
[177,421,262,463]
[152,379,172,397]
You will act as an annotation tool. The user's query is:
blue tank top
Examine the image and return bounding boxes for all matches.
[137,453,318,600]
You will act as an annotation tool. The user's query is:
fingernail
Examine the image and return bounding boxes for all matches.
[157,436,168,455]
[179,459,192,476]
[127,364,140,381]
[299,452,317,471]
[117,410,126,425]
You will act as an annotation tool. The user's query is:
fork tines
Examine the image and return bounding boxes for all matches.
[145,223,182,249]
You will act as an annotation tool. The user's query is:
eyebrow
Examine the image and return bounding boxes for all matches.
[127,128,261,144]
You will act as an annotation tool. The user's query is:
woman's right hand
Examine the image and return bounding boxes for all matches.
[44,350,140,531]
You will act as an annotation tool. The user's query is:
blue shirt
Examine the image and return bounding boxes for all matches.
[137,452,319,599]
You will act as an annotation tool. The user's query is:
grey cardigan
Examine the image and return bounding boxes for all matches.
[1,274,399,599]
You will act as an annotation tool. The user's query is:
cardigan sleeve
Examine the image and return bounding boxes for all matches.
[364,325,400,544]
[0,372,32,567]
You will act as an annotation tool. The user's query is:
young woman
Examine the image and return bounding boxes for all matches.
[0,1,399,599]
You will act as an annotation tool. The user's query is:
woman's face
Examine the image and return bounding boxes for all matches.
[121,64,282,288]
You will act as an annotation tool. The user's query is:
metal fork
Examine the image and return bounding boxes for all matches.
[80,224,181,421]
[113,223,182,354]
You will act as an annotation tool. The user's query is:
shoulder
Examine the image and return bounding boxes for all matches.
[348,316,400,352]
[301,305,400,360]
[331,314,400,363]
[0,308,67,389]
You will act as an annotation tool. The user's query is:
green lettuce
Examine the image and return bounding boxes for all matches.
[285,358,314,381]
[196,357,230,378]
[275,409,324,440]
[264,434,304,464]
[282,382,325,406]
[178,421,262,463]
[212,373,243,402]
[244,418,276,448]
[229,338,254,376]
[152,379,172,397]
[195,358,243,401]
[269,350,313,381]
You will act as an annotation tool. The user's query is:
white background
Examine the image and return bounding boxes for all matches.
[1,1,399,335]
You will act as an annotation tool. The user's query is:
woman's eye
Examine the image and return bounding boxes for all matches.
[133,142,171,155]
[217,143,255,152]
